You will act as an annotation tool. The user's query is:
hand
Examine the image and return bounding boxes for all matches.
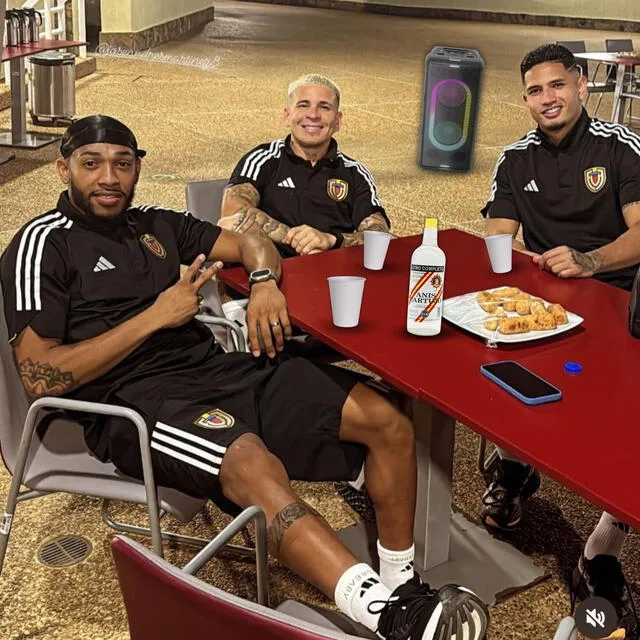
[246,280,292,358]
[534,245,602,279]
[284,225,336,255]
[152,255,223,329]
[217,213,245,231]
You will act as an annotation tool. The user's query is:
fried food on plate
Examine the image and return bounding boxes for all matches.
[546,303,568,325]
[492,287,521,298]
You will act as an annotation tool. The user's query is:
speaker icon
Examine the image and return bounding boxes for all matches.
[419,47,484,172]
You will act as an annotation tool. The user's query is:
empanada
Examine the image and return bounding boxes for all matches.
[479,302,500,313]
[529,312,557,331]
[492,287,520,298]
[547,303,568,325]
[530,300,546,315]
[498,317,532,334]
[515,300,531,315]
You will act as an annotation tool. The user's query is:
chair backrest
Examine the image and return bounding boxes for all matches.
[112,535,359,640]
[185,179,228,225]
[556,40,589,78]
[0,282,32,472]
[605,39,634,82]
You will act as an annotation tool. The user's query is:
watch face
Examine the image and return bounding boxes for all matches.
[250,268,273,282]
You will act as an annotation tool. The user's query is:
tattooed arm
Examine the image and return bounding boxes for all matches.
[340,212,391,248]
[535,201,640,278]
[220,183,291,244]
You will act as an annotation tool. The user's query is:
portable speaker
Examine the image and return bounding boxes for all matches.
[419,46,484,172]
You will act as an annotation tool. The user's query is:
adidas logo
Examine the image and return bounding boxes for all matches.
[277,177,296,188]
[93,256,116,272]
[359,577,380,597]
[523,179,540,192]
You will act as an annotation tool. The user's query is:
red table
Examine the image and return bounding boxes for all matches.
[220,230,638,601]
[0,40,85,164]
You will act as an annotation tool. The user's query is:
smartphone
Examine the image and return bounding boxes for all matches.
[480,361,562,405]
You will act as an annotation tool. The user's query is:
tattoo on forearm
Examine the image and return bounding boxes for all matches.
[570,248,603,273]
[341,212,390,248]
[235,207,291,243]
[224,183,260,207]
[267,500,322,557]
[18,357,76,397]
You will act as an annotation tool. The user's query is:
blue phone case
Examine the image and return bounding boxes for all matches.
[480,362,562,405]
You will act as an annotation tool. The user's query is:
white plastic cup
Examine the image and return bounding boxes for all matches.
[484,234,513,273]
[327,276,366,327]
[364,230,392,270]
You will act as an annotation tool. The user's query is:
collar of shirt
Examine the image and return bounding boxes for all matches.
[283,134,340,168]
[56,191,136,235]
[536,107,590,152]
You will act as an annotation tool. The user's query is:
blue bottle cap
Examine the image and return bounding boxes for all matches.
[564,361,582,374]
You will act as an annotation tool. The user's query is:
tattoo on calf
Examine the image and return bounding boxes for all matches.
[267,500,322,556]
[341,213,390,248]
[18,357,76,397]
[570,248,602,274]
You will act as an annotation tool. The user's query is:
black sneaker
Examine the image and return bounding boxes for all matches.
[571,554,635,621]
[334,481,377,524]
[481,458,540,532]
[374,575,490,640]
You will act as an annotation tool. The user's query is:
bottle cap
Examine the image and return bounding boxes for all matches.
[424,218,438,229]
[564,361,582,374]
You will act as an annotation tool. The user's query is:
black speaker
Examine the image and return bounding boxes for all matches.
[419,46,484,172]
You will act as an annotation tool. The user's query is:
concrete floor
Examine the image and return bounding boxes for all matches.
[0,2,637,638]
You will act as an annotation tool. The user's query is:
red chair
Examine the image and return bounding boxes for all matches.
[112,506,375,640]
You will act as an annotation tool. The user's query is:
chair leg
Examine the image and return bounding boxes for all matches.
[592,92,605,117]
[101,500,256,561]
[477,435,499,476]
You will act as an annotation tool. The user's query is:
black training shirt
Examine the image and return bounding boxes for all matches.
[228,135,389,257]
[481,110,640,290]
[0,192,222,404]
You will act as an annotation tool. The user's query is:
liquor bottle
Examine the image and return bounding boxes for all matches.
[407,218,446,336]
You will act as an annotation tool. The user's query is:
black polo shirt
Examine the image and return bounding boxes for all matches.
[228,135,389,257]
[481,109,640,290]
[0,192,222,404]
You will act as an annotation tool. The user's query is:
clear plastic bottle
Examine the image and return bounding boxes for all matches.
[406,217,446,336]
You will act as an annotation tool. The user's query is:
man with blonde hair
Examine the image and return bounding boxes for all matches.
[219,74,390,255]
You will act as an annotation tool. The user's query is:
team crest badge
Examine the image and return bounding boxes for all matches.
[193,408,235,430]
[327,179,349,202]
[584,167,607,193]
[140,234,167,259]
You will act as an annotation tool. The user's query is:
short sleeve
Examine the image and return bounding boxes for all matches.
[155,209,221,264]
[0,230,70,342]
[615,134,640,208]
[480,152,520,221]
[227,141,281,194]
[349,162,390,229]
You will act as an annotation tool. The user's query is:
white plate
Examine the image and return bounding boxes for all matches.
[443,286,584,344]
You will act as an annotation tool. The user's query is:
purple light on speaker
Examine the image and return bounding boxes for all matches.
[428,78,472,151]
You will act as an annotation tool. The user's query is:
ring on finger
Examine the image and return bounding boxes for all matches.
[271,320,280,327]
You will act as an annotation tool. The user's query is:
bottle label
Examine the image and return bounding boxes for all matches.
[408,265,445,323]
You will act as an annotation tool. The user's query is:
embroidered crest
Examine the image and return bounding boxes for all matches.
[327,179,349,202]
[193,408,235,430]
[140,234,167,259]
[584,167,607,193]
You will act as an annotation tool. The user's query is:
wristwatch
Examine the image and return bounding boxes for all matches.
[248,268,276,286]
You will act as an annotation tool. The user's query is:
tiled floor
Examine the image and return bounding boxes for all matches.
[0,2,637,638]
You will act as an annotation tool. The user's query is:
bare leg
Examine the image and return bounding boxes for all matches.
[339,383,416,551]
[219,433,359,597]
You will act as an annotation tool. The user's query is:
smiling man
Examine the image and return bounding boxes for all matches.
[479,44,640,622]
[219,74,390,256]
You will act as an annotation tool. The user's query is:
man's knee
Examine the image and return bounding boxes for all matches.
[341,383,414,448]
[219,433,289,505]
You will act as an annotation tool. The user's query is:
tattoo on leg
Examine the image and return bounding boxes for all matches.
[267,500,322,556]
[570,248,602,274]
[18,357,76,397]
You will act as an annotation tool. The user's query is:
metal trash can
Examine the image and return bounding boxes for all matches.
[29,51,76,126]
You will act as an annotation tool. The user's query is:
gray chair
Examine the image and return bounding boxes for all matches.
[185,178,228,225]
[0,281,249,577]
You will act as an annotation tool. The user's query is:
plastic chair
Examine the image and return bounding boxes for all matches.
[185,178,228,225]
[0,279,250,577]
[112,506,375,640]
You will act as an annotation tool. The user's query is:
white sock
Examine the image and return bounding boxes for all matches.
[584,512,630,560]
[495,446,527,465]
[377,540,415,591]
[334,562,391,634]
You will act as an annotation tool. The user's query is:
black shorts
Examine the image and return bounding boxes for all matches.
[94,353,367,515]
